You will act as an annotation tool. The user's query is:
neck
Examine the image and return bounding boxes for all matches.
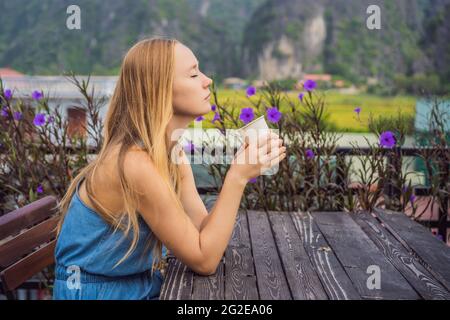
[166,114,194,153]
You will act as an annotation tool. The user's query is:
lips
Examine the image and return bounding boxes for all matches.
[204,93,211,100]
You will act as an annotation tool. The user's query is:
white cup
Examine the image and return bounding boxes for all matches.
[237,116,278,176]
[238,115,270,146]
[239,115,269,133]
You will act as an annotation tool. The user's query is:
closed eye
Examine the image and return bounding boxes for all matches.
[191,75,199,78]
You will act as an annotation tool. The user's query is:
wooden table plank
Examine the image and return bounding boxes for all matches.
[160,258,194,300]
[267,211,328,300]
[229,210,252,248]
[225,246,259,300]
[352,212,450,300]
[312,212,420,299]
[161,208,443,300]
[159,258,175,300]
[247,210,292,300]
[192,258,225,300]
[224,211,259,299]
[191,210,250,300]
[374,208,450,291]
[290,211,361,300]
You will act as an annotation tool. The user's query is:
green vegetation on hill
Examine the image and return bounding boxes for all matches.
[242,0,449,94]
[0,0,448,95]
[0,0,264,80]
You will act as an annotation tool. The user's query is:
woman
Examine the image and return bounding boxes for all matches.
[53,37,286,300]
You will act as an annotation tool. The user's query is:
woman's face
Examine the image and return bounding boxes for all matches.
[172,43,213,118]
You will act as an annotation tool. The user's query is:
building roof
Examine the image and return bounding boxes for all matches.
[223,77,246,84]
[0,67,25,77]
[1,75,117,99]
[303,74,332,81]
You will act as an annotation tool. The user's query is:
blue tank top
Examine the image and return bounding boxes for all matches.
[53,178,167,300]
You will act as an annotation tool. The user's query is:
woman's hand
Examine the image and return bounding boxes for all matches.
[228,131,286,183]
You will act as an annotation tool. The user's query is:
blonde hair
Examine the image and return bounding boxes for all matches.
[56,37,185,277]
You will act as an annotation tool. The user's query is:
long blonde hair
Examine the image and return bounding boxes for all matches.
[56,37,185,276]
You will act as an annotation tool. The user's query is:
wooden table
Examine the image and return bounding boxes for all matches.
[160,208,450,300]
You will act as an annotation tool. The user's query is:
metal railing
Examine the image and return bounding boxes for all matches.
[2,145,448,242]
[189,145,449,242]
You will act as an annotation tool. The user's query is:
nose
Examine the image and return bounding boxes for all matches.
[203,74,213,88]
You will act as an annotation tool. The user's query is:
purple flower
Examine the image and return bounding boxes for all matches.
[306,149,315,159]
[303,80,317,92]
[248,177,257,184]
[354,107,361,115]
[436,234,444,241]
[1,107,8,117]
[47,115,55,123]
[246,86,256,97]
[211,104,217,112]
[212,112,221,123]
[32,90,43,100]
[13,111,22,121]
[183,141,195,153]
[36,185,44,194]
[4,89,12,100]
[298,93,304,102]
[379,131,396,148]
[409,194,416,204]
[33,113,46,126]
[267,107,282,123]
[195,115,204,122]
[239,108,255,124]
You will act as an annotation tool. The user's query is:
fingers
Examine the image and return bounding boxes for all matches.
[263,148,287,167]
[262,145,286,162]
[271,152,287,165]
[258,138,283,156]
[263,131,280,147]
[239,131,284,165]
[246,130,280,148]
[270,131,280,141]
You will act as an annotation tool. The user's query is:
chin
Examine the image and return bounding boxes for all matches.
[202,101,211,112]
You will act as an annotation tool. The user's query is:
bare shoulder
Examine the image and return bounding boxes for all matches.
[122,146,182,199]
[122,148,158,191]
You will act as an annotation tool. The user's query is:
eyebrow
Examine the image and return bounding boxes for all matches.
[189,61,199,71]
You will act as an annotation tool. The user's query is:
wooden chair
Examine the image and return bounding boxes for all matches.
[0,196,59,300]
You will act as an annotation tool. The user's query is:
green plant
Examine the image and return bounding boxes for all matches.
[0,74,105,214]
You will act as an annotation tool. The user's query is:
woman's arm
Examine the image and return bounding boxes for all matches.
[124,149,246,276]
[177,150,245,269]
[197,169,247,269]
[178,150,209,231]
[125,132,283,275]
